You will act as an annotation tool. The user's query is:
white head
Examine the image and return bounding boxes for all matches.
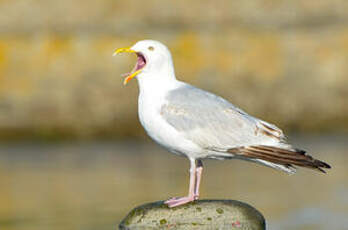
[114,40,176,85]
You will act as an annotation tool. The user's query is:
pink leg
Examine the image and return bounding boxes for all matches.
[194,160,203,200]
[165,158,197,207]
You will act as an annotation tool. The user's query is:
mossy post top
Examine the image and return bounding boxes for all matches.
[119,199,266,230]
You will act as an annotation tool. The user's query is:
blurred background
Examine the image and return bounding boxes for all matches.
[0,0,347,229]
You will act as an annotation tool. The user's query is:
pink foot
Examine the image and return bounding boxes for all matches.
[164,196,195,207]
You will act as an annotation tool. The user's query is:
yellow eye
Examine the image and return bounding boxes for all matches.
[148,46,154,51]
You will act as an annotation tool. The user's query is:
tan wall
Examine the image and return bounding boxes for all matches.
[0,0,347,139]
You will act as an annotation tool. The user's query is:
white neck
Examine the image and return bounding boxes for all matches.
[136,60,180,95]
[136,72,180,95]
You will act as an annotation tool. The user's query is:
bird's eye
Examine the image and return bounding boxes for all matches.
[148,46,154,51]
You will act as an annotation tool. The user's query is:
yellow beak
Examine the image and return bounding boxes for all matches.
[113,47,141,85]
[113,47,135,56]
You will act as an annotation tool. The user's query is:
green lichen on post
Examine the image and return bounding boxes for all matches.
[159,219,167,225]
[216,208,224,214]
[119,200,266,230]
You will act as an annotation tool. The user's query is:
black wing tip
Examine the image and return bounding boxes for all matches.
[228,145,332,173]
[315,160,331,171]
[320,161,331,169]
[293,148,331,172]
[294,148,306,155]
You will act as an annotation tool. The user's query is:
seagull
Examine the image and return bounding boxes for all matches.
[114,40,331,208]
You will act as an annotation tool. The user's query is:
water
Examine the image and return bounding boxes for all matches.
[0,135,347,230]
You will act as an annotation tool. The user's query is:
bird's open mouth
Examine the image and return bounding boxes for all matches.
[134,53,147,73]
[113,47,147,85]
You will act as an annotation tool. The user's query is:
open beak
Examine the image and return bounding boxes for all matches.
[113,47,146,85]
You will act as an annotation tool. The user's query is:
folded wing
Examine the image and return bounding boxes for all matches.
[161,84,285,150]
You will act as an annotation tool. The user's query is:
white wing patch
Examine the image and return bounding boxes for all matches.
[161,84,285,151]
[255,120,285,141]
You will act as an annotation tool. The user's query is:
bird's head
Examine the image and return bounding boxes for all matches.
[114,40,175,85]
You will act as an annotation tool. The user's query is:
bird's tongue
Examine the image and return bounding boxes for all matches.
[128,53,146,75]
[135,54,146,71]
[122,53,146,85]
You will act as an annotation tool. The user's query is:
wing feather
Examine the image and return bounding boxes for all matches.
[162,84,284,150]
[161,84,331,173]
[228,145,331,173]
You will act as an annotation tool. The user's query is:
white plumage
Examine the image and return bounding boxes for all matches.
[114,40,330,207]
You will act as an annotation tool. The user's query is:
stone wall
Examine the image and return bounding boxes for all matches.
[0,0,347,139]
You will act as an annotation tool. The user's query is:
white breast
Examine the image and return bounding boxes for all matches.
[137,79,202,158]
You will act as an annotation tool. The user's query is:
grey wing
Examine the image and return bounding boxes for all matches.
[161,84,286,151]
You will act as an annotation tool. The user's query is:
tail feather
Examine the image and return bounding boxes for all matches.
[228,145,331,173]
